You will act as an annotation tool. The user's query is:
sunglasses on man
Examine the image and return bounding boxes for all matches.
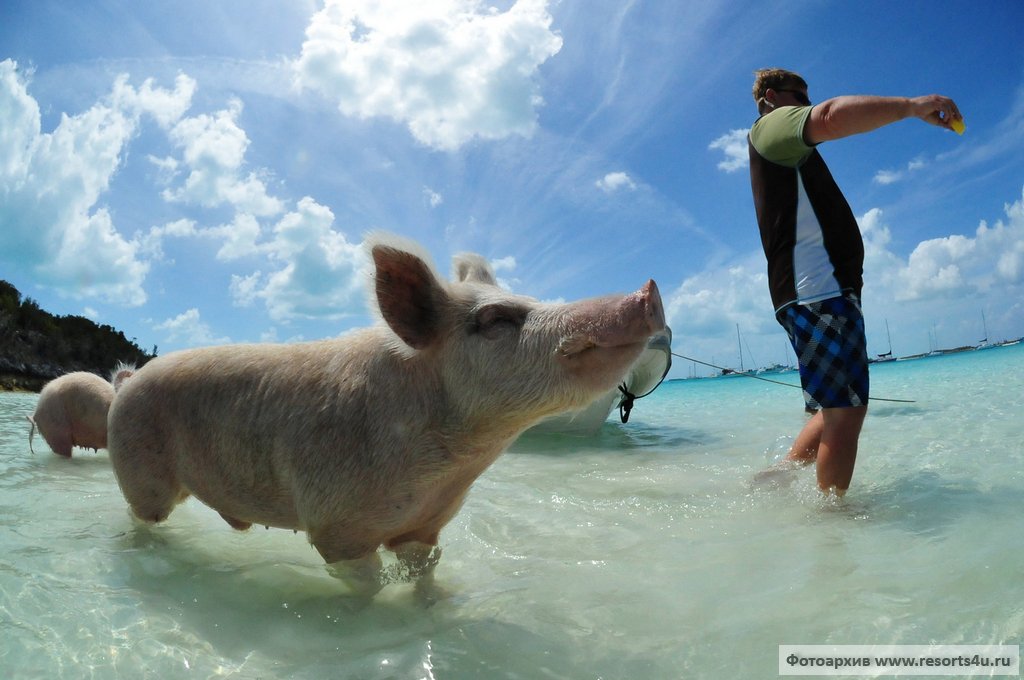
[775,89,811,106]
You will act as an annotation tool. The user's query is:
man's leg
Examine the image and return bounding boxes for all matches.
[752,409,821,487]
[815,405,868,495]
[786,410,823,464]
[774,295,869,494]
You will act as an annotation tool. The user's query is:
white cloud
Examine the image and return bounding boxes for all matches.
[898,234,972,298]
[709,128,750,173]
[112,73,197,129]
[0,61,39,179]
[856,198,1024,305]
[293,0,563,150]
[154,308,230,347]
[873,170,903,185]
[147,153,181,182]
[665,255,773,339]
[163,99,284,217]
[205,213,263,261]
[423,186,443,208]
[146,88,370,323]
[0,59,194,305]
[229,271,260,307]
[873,158,927,185]
[229,197,368,321]
[256,327,306,344]
[139,218,197,260]
[488,254,519,290]
[491,255,517,272]
[595,171,637,193]
[49,208,151,306]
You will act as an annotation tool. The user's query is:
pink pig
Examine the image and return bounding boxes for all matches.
[106,234,665,595]
[28,364,137,457]
[29,372,114,457]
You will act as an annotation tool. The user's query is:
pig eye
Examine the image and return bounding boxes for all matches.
[472,304,526,339]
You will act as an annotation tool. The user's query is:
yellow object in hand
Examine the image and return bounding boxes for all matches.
[951,118,965,135]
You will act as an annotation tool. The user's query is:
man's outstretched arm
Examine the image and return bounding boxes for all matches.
[804,94,961,145]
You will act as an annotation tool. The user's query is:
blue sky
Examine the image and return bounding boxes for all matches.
[2,0,1023,377]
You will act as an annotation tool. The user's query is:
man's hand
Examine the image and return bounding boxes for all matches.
[909,94,962,130]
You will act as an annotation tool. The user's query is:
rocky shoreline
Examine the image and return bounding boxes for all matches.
[1,369,56,393]
[0,352,128,393]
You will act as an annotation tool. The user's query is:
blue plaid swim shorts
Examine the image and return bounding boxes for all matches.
[777,293,869,411]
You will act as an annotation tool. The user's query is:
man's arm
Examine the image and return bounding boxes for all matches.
[804,94,961,145]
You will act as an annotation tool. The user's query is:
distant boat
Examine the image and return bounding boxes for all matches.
[756,363,796,375]
[975,310,994,350]
[872,319,896,363]
[721,324,756,375]
[527,327,673,435]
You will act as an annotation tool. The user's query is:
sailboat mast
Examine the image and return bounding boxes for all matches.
[736,323,743,372]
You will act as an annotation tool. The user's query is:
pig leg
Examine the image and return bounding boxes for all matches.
[391,540,442,581]
[110,438,190,524]
[109,398,190,523]
[311,530,385,597]
[324,554,385,597]
[395,541,443,596]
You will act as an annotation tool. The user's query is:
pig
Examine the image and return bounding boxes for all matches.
[29,372,114,457]
[106,233,665,595]
[28,363,137,457]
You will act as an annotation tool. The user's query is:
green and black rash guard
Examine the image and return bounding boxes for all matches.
[747,105,864,314]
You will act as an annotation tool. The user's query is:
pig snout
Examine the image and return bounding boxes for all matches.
[559,279,666,356]
[627,279,665,338]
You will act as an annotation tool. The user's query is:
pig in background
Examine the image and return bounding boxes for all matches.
[106,232,665,597]
[28,363,136,458]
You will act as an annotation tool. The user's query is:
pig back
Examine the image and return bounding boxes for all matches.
[63,374,115,442]
[107,331,450,527]
[35,372,114,452]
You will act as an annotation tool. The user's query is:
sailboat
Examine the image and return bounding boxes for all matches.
[721,324,755,375]
[975,310,992,350]
[974,309,1024,347]
[872,319,896,362]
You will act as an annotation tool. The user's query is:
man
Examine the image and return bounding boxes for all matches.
[747,68,961,496]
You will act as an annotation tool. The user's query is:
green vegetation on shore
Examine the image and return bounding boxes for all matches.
[0,280,154,392]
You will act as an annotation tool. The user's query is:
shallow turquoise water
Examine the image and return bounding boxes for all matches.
[1,344,1022,678]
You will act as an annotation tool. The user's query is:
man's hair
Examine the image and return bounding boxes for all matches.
[752,68,808,113]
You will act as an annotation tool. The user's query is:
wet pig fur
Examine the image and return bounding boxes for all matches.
[106,233,665,594]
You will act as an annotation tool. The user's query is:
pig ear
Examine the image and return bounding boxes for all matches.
[373,245,448,349]
[452,253,497,286]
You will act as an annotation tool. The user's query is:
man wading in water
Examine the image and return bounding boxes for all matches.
[747,68,961,496]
